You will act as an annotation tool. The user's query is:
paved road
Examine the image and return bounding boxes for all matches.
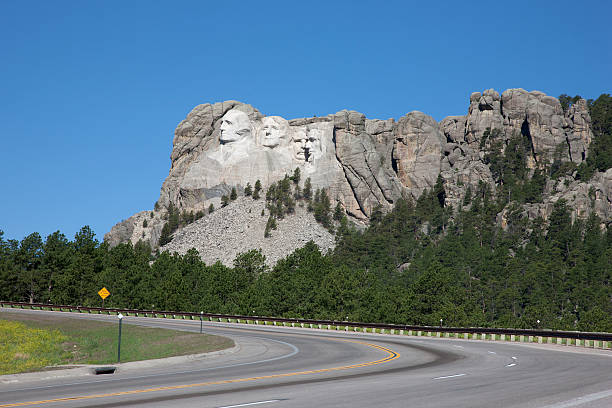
[1,308,612,408]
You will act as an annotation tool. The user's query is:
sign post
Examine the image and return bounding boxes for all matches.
[98,287,110,308]
[200,311,203,334]
[117,313,124,363]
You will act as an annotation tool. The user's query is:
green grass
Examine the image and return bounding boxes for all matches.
[0,312,233,375]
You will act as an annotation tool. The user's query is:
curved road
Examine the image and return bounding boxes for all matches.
[1,309,612,408]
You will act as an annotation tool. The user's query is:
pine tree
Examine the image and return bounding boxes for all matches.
[315,189,332,229]
[333,202,343,221]
[158,223,172,247]
[208,203,214,214]
[167,202,180,232]
[254,180,262,200]
[221,195,229,207]
[294,185,302,200]
[245,183,253,196]
[291,167,301,184]
[303,178,312,200]
[230,187,238,201]
[264,216,277,238]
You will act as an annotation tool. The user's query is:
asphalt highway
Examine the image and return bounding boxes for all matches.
[1,308,612,408]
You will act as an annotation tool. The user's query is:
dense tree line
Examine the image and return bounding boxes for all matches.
[1,184,610,331]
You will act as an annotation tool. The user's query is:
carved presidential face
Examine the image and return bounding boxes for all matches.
[291,128,308,162]
[306,128,323,162]
[219,109,251,144]
[260,116,288,148]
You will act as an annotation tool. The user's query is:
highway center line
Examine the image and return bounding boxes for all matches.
[5,337,300,393]
[0,340,399,408]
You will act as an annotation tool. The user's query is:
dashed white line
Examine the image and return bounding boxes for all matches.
[433,373,466,380]
[488,351,497,354]
[511,356,518,360]
[506,363,517,367]
[217,400,282,408]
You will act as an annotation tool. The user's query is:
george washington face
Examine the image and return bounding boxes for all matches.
[219,109,252,144]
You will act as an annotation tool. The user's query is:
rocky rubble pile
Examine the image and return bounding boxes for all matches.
[161,197,335,266]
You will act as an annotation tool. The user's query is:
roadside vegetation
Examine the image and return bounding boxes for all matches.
[0,312,233,375]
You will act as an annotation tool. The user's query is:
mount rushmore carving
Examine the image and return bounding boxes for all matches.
[105,89,611,250]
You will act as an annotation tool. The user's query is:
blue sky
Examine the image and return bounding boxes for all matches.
[1,0,610,242]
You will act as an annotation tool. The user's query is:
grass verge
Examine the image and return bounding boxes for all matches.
[0,312,234,375]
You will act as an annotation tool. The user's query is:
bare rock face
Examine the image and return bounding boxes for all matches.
[440,116,467,144]
[501,89,567,167]
[392,111,445,197]
[457,88,594,169]
[334,111,403,218]
[466,89,505,145]
[565,98,592,163]
[545,169,611,224]
[105,89,604,262]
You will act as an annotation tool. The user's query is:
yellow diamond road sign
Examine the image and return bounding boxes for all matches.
[98,287,110,300]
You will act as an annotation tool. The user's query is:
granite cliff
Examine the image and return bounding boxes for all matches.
[105,89,611,264]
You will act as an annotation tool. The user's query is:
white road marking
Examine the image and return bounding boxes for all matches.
[539,389,612,407]
[511,356,517,360]
[217,400,282,408]
[506,363,516,367]
[433,373,466,380]
[453,345,464,349]
[487,351,497,354]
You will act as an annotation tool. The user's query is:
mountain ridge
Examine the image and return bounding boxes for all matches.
[104,89,611,265]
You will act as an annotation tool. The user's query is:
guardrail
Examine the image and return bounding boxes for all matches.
[2,301,611,349]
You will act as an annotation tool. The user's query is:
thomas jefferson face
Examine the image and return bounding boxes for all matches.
[219,109,251,144]
[260,116,287,148]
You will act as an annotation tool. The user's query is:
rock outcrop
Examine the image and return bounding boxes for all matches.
[105,88,608,265]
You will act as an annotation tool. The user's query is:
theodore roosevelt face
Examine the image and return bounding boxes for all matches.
[219,109,251,144]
